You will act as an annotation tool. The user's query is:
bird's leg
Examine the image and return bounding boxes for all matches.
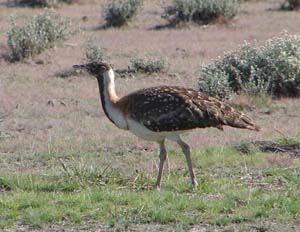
[155,140,167,190]
[166,155,170,178]
[177,138,198,189]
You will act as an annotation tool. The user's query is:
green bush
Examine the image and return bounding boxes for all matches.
[162,0,239,25]
[103,0,143,27]
[12,0,75,7]
[199,33,300,99]
[130,56,166,73]
[7,11,73,61]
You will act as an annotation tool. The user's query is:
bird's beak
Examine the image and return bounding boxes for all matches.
[73,64,88,70]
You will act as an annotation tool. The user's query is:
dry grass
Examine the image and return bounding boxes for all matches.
[1,0,300,231]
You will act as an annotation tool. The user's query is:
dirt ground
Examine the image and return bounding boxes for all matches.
[0,0,300,231]
[1,0,299,158]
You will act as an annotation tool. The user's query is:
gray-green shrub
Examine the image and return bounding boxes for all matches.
[12,0,75,7]
[162,0,240,25]
[85,41,105,63]
[281,0,300,10]
[199,33,300,99]
[7,11,73,61]
[103,0,143,27]
[130,56,166,73]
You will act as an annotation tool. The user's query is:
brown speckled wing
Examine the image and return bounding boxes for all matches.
[124,86,230,132]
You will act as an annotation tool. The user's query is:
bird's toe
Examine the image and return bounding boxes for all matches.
[192,180,198,190]
[155,185,161,191]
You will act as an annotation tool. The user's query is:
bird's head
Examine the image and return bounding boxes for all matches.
[73,62,112,78]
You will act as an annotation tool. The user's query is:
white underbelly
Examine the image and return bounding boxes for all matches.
[127,118,186,142]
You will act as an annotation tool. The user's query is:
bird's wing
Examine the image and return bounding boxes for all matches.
[122,86,231,132]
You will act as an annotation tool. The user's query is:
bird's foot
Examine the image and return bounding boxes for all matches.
[155,184,161,191]
[192,180,198,190]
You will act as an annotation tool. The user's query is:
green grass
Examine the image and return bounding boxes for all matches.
[1,145,300,230]
[275,136,300,145]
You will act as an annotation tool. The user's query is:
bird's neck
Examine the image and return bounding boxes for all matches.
[98,69,119,104]
[97,70,127,129]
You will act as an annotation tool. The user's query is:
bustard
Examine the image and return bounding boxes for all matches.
[74,62,260,189]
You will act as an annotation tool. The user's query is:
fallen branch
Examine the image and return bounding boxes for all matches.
[253,141,300,156]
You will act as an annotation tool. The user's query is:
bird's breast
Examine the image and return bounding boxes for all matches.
[126,118,188,142]
[102,98,128,130]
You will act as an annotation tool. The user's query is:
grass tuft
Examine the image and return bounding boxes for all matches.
[0,176,12,192]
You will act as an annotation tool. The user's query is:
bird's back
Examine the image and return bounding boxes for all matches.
[116,86,260,132]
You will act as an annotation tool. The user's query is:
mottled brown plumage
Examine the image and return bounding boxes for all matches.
[119,86,259,132]
[74,62,260,190]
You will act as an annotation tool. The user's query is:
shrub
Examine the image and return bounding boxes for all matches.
[198,33,300,99]
[11,0,76,7]
[130,56,166,73]
[7,11,73,61]
[103,0,143,27]
[281,0,300,10]
[85,41,106,63]
[162,0,240,25]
